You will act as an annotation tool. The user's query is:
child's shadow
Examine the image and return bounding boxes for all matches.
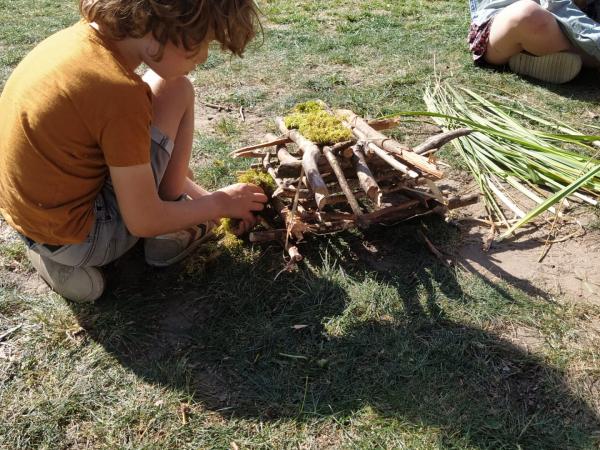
[71,217,600,448]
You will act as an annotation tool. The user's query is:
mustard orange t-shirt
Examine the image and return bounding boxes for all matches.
[0,21,152,245]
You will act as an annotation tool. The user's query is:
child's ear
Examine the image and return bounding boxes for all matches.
[143,35,162,61]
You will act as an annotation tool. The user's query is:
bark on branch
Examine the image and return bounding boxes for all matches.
[276,117,329,209]
[338,109,444,179]
[323,145,363,218]
[413,128,472,155]
[351,145,382,206]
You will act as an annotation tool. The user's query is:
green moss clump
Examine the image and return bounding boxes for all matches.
[216,217,237,235]
[237,169,277,195]
[211,169,275,250]
[220,231,245,250]
[214,218,244,249]
[293,100,326,114]
[283,102,353,145]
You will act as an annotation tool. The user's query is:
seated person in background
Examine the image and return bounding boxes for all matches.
[468,0,600,83]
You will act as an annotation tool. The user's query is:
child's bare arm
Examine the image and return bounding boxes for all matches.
[109,164,267,237]
[183,177,211,198]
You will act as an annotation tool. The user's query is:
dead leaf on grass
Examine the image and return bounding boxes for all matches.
[66,326,86,344]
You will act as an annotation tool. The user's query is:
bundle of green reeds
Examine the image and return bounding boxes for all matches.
[399,82,600,239]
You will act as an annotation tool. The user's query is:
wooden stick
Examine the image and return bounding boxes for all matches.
[418,229,452,267]
[263,153,291,192]
[278,153,369,178]
[277,155,323,178]
[413,128,472,155]
[230,136,292,157]
[352,145,382,206]
[249,229,287,243]
[199,101,234,112]
[306,183,410,208]
[311,221,357,234]
[366,140,419,179]
[338,109,444,179]
[323,146,363,217]
[234,150,272,159]
[367,117,403,131]
[276,118,329,209]
[261,134,299,198]
[330,140,356,155]
[272,187,310,199]
[349,125,419,178]
[301,211,357,222]
[277,146,301,165]
[358,199,422,226]
[273,137,390,177]
[271,197,310,241]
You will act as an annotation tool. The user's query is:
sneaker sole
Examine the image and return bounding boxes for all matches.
[508,52,582,84]
[145,227,216,268]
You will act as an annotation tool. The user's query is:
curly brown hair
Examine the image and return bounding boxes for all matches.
[79,0,261,59]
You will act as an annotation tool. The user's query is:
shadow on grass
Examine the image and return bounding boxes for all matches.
[473,64,600,103]
[71,217,599,448]
[540,68,600,102]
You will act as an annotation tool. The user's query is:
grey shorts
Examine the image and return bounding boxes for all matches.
[25,126,174,267]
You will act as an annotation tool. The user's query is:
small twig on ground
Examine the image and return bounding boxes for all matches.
[0,324,22,342]
[278,352,309,360]
[239,106,245,122]
[418,229,452,267]
[199,100,234,112]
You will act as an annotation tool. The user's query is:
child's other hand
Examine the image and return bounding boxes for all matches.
[217,183,267,223]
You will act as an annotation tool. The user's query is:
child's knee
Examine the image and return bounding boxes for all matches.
[509,1,557,33]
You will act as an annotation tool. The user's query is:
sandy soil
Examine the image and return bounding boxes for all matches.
[454,195,600,304]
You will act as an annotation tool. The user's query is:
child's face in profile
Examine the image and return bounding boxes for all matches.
[145,31,215,79]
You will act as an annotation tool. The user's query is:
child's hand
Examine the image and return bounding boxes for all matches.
[216,183,268,224]
[231,215,259,236]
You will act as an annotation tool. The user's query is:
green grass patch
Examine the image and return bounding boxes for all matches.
[1,0,600,448]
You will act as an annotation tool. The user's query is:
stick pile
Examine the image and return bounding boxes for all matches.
[230,106,478,261]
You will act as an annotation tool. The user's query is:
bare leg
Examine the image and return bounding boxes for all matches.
[142,70,206,201]
[484,0,574,65]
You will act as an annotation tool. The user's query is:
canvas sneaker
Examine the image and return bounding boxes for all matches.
[144,222,216,267]
[508,52,582,84]
[26,248,105,303]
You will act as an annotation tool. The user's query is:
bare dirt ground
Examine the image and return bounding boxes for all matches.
[454,192,600,304]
